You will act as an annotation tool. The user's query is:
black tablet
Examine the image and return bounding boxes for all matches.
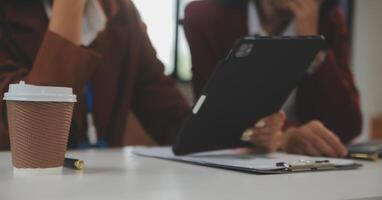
[173,36,326,155]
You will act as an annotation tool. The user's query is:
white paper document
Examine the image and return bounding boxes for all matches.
[132,147,359,174]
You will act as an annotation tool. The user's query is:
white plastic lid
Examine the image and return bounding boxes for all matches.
[3,81,77,102]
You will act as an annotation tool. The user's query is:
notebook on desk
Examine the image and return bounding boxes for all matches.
[133,147,362,174]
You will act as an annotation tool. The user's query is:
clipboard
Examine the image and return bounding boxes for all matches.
[133,147,362,174]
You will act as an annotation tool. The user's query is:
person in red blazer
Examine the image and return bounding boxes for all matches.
[184,0,361,157]
[0,0,286,152]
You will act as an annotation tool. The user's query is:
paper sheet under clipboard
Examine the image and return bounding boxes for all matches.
[132,147,362,174]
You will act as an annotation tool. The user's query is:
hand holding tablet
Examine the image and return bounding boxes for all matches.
[241,111,286,152]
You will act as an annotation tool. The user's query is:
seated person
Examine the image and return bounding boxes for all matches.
[184,0,360,157]
[0,0,283,152]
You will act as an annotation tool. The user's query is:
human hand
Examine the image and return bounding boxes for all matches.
[241,112,286,152]
[281,120,348,157]
[289,0,323,35]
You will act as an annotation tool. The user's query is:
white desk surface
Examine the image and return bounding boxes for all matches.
[0,148,381,200]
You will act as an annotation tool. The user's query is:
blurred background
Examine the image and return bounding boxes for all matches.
[131,0,382,143]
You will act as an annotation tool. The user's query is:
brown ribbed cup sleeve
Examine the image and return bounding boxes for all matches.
[7,101,74,168]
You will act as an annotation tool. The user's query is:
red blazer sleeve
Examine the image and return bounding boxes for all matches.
[131,6,190,145]
[184,2,220,99]
[27,32,100,93]
[0,31,100,150]
[297,7,362,143]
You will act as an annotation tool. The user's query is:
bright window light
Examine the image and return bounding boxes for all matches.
[132,0,176,75]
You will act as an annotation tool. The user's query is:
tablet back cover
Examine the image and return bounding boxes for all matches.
[173,36,325,155]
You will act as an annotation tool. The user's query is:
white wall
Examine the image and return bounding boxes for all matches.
[352,0,382,142]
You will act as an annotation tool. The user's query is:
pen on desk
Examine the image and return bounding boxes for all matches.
[348,153,379,161]
[64,158,84,170]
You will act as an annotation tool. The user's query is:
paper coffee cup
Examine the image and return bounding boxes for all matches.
[3,81,76,173]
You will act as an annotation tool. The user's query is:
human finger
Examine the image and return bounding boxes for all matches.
[309,121,348,157]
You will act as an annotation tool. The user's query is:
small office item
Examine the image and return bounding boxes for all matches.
[173,36,326,155]
[276,160,335,172]
[348,140,382,161]
[133,147,362,174]
[85,82,98,145]
[371,115,382,139]
[77,82,108,149]
[64,158,84,170]
[348,153,379,161]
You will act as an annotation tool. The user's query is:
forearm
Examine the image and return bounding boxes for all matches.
[30,0,99,92]
[48,0,86,45]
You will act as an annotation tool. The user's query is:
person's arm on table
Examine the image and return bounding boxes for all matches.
[296,6,362,144]
[0,0,100,150]
[278,2,359,157]
[281,120,348,157]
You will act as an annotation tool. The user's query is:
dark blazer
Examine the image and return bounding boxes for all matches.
[0,0,190,150]
[184,0,362,143]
